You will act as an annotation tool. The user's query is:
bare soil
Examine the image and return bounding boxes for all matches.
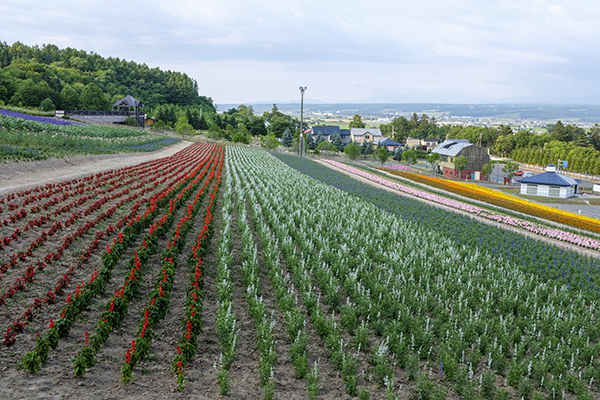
[0,141,193,196]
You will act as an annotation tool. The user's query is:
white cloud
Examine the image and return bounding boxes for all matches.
[2,0,600,103]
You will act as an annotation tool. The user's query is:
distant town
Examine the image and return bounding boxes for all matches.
[217,102,600,132]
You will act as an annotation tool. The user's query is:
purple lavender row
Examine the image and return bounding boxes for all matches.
[0,109,84,126]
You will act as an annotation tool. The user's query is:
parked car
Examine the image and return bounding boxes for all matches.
[514,170,524,176]
[522,171,534,178]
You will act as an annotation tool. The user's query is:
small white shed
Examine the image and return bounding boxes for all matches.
[517,164,580,198]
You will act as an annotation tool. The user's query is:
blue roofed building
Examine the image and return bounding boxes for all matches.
[311,126,353,144]
[374,138,402,151]
[517,164,580,198]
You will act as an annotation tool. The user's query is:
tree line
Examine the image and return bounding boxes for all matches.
[0,41,215,115]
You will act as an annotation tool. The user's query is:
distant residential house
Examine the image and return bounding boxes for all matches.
[517,164,580,198]
[374,138,402,152]
[406,137,439,149]
[431,139,490,180]
[350,128,384,144]
[406,137,421,148]
[422,138,439,149]
[311,126,352,144]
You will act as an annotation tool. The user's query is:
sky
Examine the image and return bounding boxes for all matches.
[2,0,600,106]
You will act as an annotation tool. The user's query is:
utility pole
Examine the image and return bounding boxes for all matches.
[299,86,307,157]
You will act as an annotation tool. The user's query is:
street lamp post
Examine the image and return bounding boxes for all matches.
[299,86,307,157]
[496,161,500,183]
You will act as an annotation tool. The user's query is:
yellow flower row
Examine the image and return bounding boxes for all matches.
[382,169,600,233]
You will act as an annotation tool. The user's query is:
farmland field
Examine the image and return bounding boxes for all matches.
[0,113,180,162]
[1,145,600,399]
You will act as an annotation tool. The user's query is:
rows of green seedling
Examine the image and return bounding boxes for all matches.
[172,162,223,391]
[230,165,277,399]
[234,164,312,381]
[122,160,221,383]
[19,145,220,371]
[229,147,600,399]
[206,161,237,395]
[229,147,362,396]
[71,146,222,377]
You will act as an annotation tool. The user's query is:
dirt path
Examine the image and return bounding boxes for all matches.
[0,141,194,196]
[315,159,600,259]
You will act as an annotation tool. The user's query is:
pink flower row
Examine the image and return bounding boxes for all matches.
[324,160,600,251]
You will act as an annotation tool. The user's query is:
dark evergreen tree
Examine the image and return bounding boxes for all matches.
[281,128,293,148]
[306,132,316,150]
[247,117,267,137]
[186,109,202,130]
[198,114,209,130]
[331,133,344,152]
[315,132,325,147]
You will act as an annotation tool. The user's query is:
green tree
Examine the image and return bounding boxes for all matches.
[306,133,316,150]
[502,161,519,181]
[393,147,403,161]
[361,141,374,159]
[175,115,193,135]
[589,124,600,151]
[281,128,293,148]
[481,162,494,177]
[455,155,468,179]
[247,117,267,137]
[427,152,440,175]
[315,132,325,148]
[79,82,108,110]
[495,134,515,157]
[316,141,335,157]
[349,114,366,129]
[268,116,293,138]
[261,132,279,150]
[331,133,344,152]
[40,98,55,112]
[402,148,417,166]
[186,109,202,130]
[232,126,250,144]
[344,142,361,160]
[374,146,389,165]
[550,121,568,142]
[60,84,79,110]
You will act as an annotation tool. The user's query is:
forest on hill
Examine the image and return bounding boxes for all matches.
[0,41,215,116]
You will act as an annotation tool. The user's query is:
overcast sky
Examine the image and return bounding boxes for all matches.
[2,0,600,106]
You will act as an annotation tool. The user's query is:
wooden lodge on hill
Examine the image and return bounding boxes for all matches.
[56,95,146,128]
[431,139,490,180]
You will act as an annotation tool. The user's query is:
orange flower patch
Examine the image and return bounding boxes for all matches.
[382,169,600,233]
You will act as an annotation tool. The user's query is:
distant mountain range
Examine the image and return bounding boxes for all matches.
[215,102,600,123]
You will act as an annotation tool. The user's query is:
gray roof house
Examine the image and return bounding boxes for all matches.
[431,139,490,179]
[350,128,384,144]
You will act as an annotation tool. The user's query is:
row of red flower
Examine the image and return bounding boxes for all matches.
[0,143,212,276]
[122,152,223,383]
[75,147,222,377]
[19,145,221,372]
[3,143,215,346]
[172,161,223,390]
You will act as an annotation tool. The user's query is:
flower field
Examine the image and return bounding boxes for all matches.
[319,159,600,251]
[0,113,180,161]
[2,146,600,399]
[0,108,84,126]
[385,169,600,234]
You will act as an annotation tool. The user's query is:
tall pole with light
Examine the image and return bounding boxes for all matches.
[299,86,307,157]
